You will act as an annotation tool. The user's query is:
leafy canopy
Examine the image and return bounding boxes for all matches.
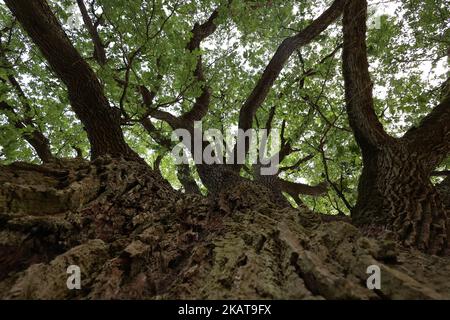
[0,0,448,214]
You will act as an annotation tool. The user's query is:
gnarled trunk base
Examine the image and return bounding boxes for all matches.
[1,158,449,299]
[353,147,449,255]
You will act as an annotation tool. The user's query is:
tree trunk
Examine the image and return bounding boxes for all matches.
[177,164,201,195]
[437,176,450,209]
[251,164,293,208]
[196,164,243,195]
[353,144,449,255]
[196,163,288,209]
[1,158,450,299]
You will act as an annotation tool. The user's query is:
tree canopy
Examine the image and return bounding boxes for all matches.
[0,0,448,215]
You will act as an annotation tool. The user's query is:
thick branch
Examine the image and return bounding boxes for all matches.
[238,0,346,136]
[179,8,222,124]
[185,9,220,52]
[177,163,201,195]
[5,0,136,159]
[403,80,450,170]
[279,178,328,197]
[149,109,184,130]
[76,0,107,65]
[265,105,276,133]
[141,8,222,133]
[342,0,391,149]
[141,118,173,149]
[432,170,450,177]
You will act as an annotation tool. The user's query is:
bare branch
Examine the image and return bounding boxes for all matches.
[319,143,353,211]
[432,170,450,177]
[238,0,346,137]
[76,0,107,65]
[179,7,224,124]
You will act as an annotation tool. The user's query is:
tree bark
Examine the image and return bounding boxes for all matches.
[342,0,449,254]
[76,0,107,66]
[1,158,450,299]
[437,176,450,210]
[177,163,201,195]
[352,144,449,255]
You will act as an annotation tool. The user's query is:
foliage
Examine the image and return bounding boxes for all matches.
[0,0,448,215]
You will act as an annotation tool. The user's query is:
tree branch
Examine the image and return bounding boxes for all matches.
[142,6,223,134]
[319,144,353,211]
[76,0,107,65]
[5,0,136,159]
[238,0,346,139]
[0,41,55,163]
[402,78,450,171]
[432,170,450,177]
[342,0,392,149]
[141,117,173,149]
[177,163,201,194]
[179,7,223,124]
[278,178,328,197]
[279,154,314,172]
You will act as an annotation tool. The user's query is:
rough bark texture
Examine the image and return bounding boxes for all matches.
[1,158,449,300]
[437,176,450,210]
[177,164,201,195]
[352,144,449,255]
[76,0,107,66]
[342,0,449,254]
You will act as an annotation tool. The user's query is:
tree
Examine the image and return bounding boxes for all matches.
[1,0,450,299]
[342,0,449,254]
